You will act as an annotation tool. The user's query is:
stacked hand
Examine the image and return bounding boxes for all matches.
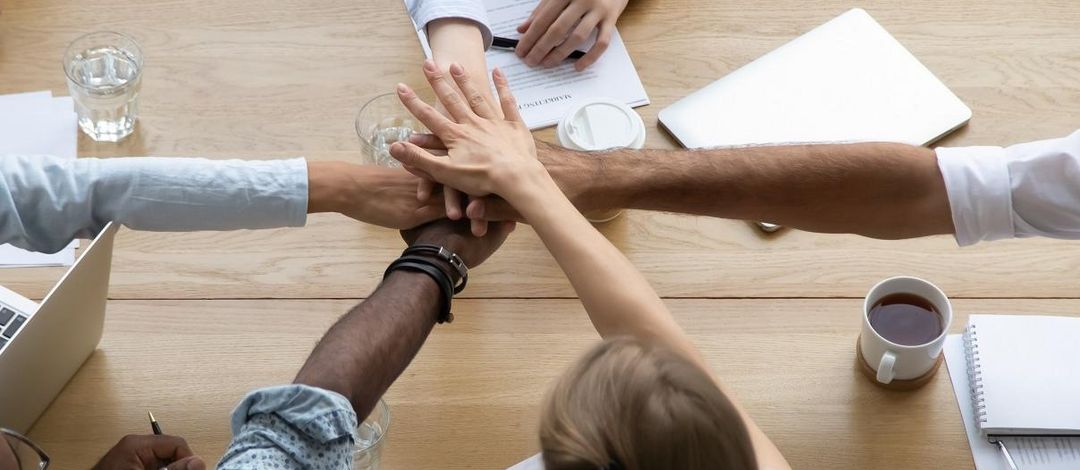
[515,0,629,70]
[390,60,549,217]
[401,217,515,269]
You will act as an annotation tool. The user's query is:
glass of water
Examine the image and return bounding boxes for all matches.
[63,31,143,142]
[355,93,428,167]
[354,399,390,470]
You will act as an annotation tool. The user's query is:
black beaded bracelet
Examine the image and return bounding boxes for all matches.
[383,257,456,324]
[402,244,468,294]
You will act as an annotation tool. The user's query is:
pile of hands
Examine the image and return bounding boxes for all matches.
[391,59,556,268]
[345,0,639,262]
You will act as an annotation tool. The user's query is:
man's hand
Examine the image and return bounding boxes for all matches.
[307,162,444,229]
[401,218,515,268]
[515,0,629,70]
[92,435,205,470]
[390,61,543,207]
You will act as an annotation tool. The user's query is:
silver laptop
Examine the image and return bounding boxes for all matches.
[0,222,118,433]
[659,8,971,149]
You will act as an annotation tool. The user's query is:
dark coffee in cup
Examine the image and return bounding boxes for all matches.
[867,293,943,346]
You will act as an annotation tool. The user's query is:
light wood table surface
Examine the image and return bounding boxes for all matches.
[1,0,1077,467]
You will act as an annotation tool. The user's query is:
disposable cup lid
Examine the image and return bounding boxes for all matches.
[557,98,645,151]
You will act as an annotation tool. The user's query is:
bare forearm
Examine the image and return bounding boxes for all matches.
[293,271,440,418]
[427,19,499,115]
[513,175,700,362]
[544,142,954,239]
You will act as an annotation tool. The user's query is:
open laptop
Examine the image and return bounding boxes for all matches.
[0,222,118,433]
[657,9,971,232]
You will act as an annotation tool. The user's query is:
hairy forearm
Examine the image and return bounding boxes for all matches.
[543,142,954,239]
[293,271,440,418]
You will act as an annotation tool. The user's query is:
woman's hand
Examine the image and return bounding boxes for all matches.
[390,60,546,207]
[515,0,629,70]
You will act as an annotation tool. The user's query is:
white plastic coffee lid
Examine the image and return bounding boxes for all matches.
[557,98,646,151]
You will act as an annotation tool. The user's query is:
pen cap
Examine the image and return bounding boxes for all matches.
[557,98,646,152]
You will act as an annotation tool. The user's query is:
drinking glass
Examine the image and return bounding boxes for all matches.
[354,399,390,470]
[355,93,427,167]
[63,31,143,142]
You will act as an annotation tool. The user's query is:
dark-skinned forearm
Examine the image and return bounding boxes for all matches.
[293,270,441,418]
[546,141,954,239]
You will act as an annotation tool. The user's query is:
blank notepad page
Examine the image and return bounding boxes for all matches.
[968,314,1080,435]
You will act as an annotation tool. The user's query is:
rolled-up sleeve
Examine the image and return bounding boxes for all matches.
[218,384,358,469]
[936,130,1080,246]
[406,0,494,50]
[0,155,308,253]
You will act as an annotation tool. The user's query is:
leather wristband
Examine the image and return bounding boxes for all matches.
[384,256,456,324]
[402,244,468,294]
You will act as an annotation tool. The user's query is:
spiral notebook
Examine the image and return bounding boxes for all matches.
[963,315,1080,435]
[944,314,1080,469]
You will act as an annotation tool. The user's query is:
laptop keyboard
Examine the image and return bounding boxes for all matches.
[0,307,27,348]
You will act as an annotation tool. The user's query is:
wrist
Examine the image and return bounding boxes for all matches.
[538,142,627,212]
[306,161,353,214]
[498,160,559,211]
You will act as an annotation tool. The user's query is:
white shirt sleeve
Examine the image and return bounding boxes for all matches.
[405,0,494,50]
[936,129,1080,246]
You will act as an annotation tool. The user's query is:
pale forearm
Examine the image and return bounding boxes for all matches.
[427,19,499,115]
[544,142,953,239]
[513,174,701,362]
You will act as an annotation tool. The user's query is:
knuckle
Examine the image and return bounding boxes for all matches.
[468,93,486,109]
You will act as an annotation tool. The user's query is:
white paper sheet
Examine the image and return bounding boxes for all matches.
[408,0,649,129]
[0,91,79,267]
[943,335,1080,470]
[507,453,543,470]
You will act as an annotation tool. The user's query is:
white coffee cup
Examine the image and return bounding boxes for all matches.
[556,98,645,223]
[858,276,952,387]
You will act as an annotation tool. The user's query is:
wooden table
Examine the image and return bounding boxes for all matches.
[1,0,1077,467]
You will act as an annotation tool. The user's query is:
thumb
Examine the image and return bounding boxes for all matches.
[165,456,206,470]
[389,141,449,181]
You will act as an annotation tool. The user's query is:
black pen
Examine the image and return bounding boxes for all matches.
[492,36,587,60]
[148,411,163,435]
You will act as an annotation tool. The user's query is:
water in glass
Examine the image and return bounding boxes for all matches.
[66,44,141,141]
[353,420,385,470]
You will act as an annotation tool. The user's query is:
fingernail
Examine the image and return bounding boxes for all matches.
[423,60,437,72]
[493,67,504,80]
[450,63,463,76]
[396,83,408,93]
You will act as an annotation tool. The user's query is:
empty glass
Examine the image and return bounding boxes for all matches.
[354,399,389,470]
[355,93,428,167]
[63,32,143,142]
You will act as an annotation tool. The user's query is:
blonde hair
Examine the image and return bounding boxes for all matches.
[539,337,758,470]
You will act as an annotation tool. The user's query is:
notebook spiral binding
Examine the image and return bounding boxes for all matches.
[963,324,988,424]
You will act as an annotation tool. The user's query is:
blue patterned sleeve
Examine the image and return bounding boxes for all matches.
[218,385,358,469]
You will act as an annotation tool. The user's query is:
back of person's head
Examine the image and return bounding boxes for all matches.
[539,336,758,470]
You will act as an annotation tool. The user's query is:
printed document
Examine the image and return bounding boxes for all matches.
[407,0,649,129]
